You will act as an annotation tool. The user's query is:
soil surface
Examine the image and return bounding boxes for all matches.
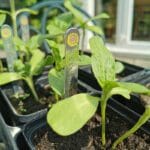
[2,79,53,115]
[33,108,150,150]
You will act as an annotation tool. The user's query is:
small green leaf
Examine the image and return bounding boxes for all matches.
[64,1,84,24]
[27,34,45,51]
[78,55,91,66]
[90,36,116,88]
[57,12,73,23]
[47,93,99,136]
[0,14,6,26]
[47,24,64,36]
[29,49,45,75]
[0,72,23,85]
[14,59,25,72]
[118,82,150,95]
[48,68,65,96]
[110,87,130,99]
[86,13,109,23]
[115,61,124,74]
[85,25,104,35]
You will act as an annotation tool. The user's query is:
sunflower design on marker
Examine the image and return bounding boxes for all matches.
[1,27,11,38]
[67,32,79,47]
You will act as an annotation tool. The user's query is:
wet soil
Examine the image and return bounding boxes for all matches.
[33,109,150,150]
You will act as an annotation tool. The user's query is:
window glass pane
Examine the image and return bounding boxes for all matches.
[132,0,150,41]
[95,0,117,43]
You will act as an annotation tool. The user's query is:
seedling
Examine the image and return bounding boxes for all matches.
[46,1,109,50]
[47,28,91,100]
[112,84,150,149]
[46,36,150,148]
[0,25,46,101]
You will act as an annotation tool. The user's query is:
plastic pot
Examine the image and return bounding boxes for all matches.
[0,80,47,126]
[111,69,150,134]
[0,113,18,150]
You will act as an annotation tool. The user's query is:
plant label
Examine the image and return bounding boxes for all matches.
[20,14,30,42]
[64,28,79,97]
[1,25,22,93]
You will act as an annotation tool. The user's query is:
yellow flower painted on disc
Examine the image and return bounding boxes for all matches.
[67,32,79,47]
[1,27,11,38]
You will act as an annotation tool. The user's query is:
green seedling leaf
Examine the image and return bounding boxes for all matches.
[27,34,45,51]
[115,61,125,74]
[0,72,22,85]
[47,24,64,36]
[54,18,70,31]
[14,59,25,72]
[47,93,99,136]
[78,55,91,66]
[57,12,73,23]
[110,87,130,99]
[85,25,104,35]
[48,68,65,96]
[90,36,115,88]
[29,49,45,75]
[64,1,84,24]
[0,14,6,26]
[118,82,150,95]
[13,37,27,53]
[47,40,62,69]
[86,13,109,23]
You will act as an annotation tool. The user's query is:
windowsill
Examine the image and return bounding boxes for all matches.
[106,43,150,59]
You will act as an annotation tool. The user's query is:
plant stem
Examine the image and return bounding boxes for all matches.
[25,77,39,101]
[101,97,107,146]
[10,0,18,37]
[112,106,150,149]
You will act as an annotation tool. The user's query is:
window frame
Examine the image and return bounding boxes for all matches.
[116,0,150,50]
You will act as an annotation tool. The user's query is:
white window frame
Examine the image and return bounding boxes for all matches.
[107,0,150,59]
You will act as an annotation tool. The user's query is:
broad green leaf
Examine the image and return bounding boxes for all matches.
[47,93,99,136]
[85,25,104,35]
[29,49,45,75]
[0,72,23,85]
[90,36,116,88]
[0,14,6,26]
[115,61,124,74]
[48,68,65,96]
[102,81,130,100]
[64,1,84,24]
[118,82,150,95]
[78,55,91,66]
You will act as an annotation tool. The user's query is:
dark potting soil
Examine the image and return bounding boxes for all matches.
[33,109,150,150]
[2,80,54,115]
